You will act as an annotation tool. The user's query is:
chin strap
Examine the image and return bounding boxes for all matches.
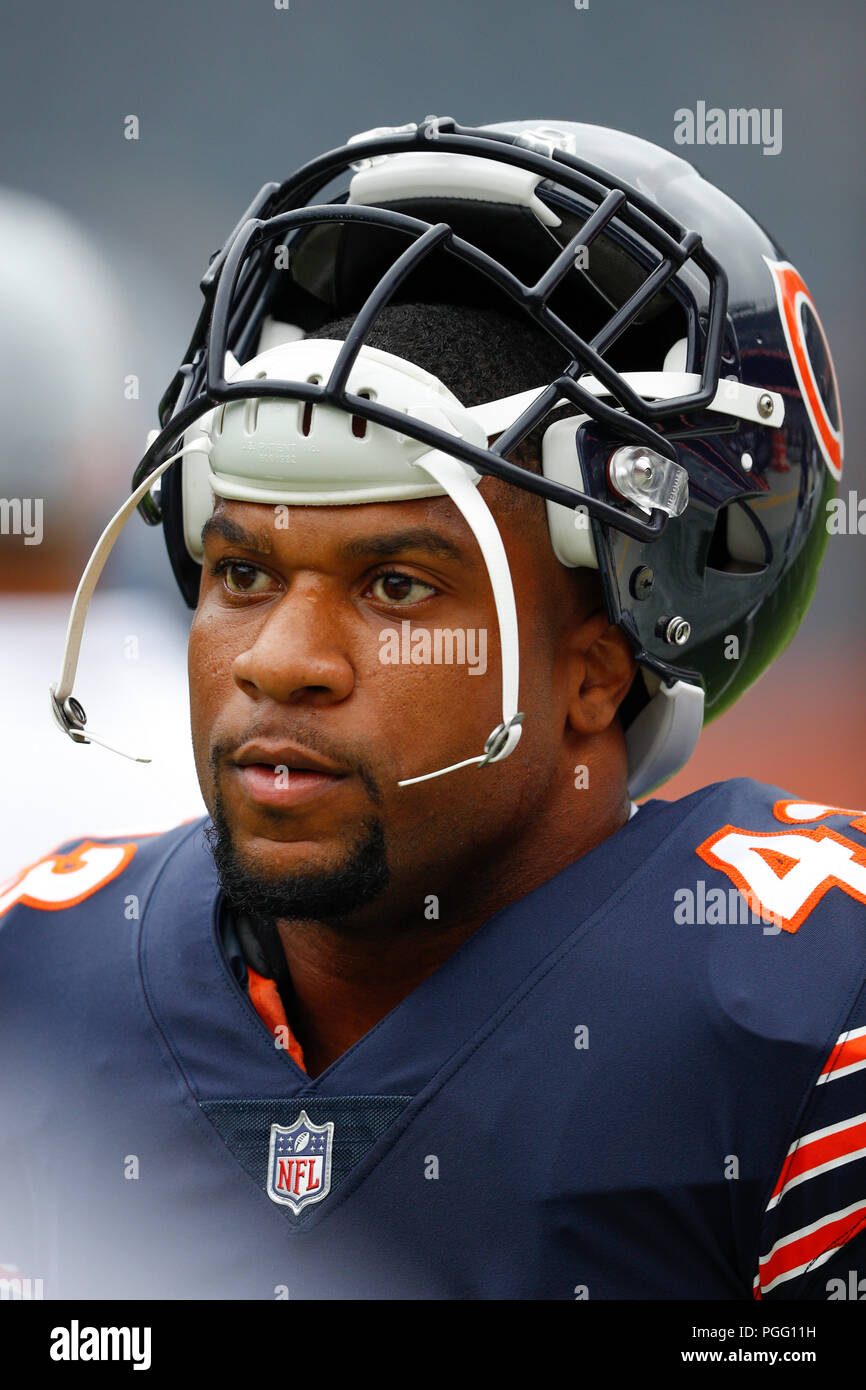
[49,441,212,761]
[396,449,523,786]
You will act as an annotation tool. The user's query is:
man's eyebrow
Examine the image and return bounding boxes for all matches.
[200,515,470,566]
[200,514,272,556]
[337,528,470,565]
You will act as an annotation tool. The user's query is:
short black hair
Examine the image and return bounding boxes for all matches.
[307,300,577,477]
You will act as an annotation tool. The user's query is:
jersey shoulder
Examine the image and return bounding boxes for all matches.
[654,775,866,938]
[650,780,866,1298]
[0,817,209,930]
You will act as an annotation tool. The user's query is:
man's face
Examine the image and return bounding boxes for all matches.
[189,482,586,926]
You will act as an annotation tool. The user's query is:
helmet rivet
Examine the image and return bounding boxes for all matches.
[658,616,691,645]
[608,445,689,517]
[757,393,774,419]
[64,697,87,728]
[633,456,654,486]
[630,565,655,599]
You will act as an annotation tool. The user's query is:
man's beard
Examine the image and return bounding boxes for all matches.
[204,790,390,923]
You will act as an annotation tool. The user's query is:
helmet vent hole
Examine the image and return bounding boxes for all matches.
[300,374,322,437]
[245,372,268,435]
[706,501,769,575]
[351,388,374,438]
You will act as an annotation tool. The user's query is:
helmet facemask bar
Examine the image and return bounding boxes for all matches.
[133,121,729,533]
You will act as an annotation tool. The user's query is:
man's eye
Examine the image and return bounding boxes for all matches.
[368,571,437,604]
[218,561,275,595]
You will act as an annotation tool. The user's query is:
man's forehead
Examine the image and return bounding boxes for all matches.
[201,496,478,566]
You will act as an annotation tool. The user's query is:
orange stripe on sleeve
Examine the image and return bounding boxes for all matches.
[819,1030,866,1082]
[758,1202,866,1294]
[768,1116,866,1205]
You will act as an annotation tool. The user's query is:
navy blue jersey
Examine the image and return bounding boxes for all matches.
[1,778,865,1300]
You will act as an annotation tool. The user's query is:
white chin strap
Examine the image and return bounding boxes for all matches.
[396,450,523,785]
[49,442,210,761]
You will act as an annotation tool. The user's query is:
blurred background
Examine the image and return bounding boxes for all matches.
[0,0,863,873]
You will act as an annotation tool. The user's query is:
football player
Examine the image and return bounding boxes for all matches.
[1,118,862,1301]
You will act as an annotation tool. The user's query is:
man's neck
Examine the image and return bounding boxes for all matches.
[274,743,632,1078]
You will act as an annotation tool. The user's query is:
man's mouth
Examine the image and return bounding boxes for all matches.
[231,742,350,809]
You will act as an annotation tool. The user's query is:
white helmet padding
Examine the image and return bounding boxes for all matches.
[624,678,705,800]
[182,338,488,529]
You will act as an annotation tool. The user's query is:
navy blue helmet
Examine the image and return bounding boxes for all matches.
[53,118,843,796]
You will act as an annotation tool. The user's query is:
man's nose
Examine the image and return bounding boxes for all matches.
[231,582,356,707]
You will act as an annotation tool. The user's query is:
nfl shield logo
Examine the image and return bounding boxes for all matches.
[267,1111,334,1214]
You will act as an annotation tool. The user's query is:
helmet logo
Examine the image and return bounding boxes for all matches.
[764,256,843,479]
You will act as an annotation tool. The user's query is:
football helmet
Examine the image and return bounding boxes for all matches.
[51,117,842,794]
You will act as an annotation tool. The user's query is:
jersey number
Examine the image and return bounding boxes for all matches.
[697,820,866,933]
[0,842,137,918]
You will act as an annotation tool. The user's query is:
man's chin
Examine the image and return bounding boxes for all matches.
[203,796,389,923]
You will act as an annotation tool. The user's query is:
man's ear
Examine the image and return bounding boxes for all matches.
[563,611,638,737]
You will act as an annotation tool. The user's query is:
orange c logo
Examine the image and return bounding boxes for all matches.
[764,256,843,479]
